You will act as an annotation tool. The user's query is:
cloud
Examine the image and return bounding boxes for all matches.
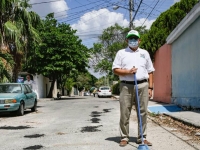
[71,9,129,39]
[71,9,154,38]
[133,18,155,29]
[71,9,154,48]
[29,0,68,19]
[174,0,180,3]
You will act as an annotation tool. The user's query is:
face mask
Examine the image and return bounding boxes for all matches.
[128,39,138,48]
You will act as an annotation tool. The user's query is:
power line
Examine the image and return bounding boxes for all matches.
[132,0,143,22]
[30,0,63,5]
[141,0,160,27]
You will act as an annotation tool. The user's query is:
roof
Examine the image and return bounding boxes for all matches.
[166,2,200,44]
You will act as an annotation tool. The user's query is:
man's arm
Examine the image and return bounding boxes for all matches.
[148,72,153,98]
[148,72,153,88]
[113,68,138,76]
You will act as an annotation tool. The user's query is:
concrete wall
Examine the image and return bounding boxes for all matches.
[33,74,57,98]
[153,44,172,103]
[171,16,200,108]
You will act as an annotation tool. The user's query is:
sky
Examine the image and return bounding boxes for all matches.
[29,0,180,78]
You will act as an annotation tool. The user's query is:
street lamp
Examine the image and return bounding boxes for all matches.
[113,0,134,29]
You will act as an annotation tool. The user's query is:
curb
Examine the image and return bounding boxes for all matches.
[163,113,200,128]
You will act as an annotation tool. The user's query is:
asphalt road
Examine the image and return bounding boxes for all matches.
[0,96,198,150]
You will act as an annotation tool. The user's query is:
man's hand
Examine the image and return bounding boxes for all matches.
[148,89,153,98]
[128,67,138,74]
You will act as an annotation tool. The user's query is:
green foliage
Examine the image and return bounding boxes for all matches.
[0,0,42,81]
[75,72,97,91]
[112,81,120,95]
[24,14,91,97]
[65,78,75,96]
[140,0,199,59]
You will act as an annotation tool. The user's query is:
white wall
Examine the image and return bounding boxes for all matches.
[33,74,57,98]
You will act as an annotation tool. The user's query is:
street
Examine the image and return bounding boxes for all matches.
[0,96,199,150]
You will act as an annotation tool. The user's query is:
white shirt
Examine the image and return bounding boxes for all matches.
[24,80,34,89]
[112,47,155,81]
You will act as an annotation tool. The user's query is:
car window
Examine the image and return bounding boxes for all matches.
[0,84,22,93]
[100,87,110,90]
[24,85,32,93]
[22,85,29,93]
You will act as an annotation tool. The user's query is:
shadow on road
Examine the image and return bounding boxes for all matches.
[105,136,138,148]
[105,136,137,143]
[0,110,36,118]
[53,97,87,101]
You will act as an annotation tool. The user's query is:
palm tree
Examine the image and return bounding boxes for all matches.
[0,0,41,82]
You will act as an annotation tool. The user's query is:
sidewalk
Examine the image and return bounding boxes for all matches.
[112,95,200,128]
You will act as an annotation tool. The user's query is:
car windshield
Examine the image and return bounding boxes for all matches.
[0,84,22,93]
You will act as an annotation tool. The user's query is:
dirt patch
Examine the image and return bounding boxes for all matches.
[149,113,200,144]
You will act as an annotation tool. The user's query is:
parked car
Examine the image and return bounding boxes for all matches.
[97,86,112,98]
[0,83,37,116]
[84,92,90,96]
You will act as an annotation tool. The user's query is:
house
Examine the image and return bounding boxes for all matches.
[154,2,200,108]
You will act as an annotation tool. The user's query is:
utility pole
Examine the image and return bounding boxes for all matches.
[129,0,134,29]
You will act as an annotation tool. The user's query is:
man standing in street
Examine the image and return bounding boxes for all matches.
[112,30,155,147]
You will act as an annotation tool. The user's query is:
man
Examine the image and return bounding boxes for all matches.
[112,30,155,147]
[24,74,34,89]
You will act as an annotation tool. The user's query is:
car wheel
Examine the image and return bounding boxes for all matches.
[17,102,24,116]
[98,95,101,98]
[31,100,37,112]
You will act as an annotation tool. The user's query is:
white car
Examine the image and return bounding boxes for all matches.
[97,86,112,98]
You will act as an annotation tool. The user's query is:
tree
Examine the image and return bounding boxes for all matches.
[75,72,98,92]
[0,52,14,82]
[0,0,41,81]
[140,0,199,58]
[24,14,90,98]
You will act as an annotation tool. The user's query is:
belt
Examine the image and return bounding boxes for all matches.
[121,79,147,85]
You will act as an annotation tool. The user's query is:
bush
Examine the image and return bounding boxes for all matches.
[112,81,120,95]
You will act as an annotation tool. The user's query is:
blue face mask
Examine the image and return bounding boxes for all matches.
[128,39,138,48]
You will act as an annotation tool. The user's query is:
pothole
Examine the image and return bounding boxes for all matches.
[0,126,32,130]
[90,118,101,123]
[23,145,43,149]
[81,125,102,132]
[90,114,101,117]
[103,108,112,113]
[24,134,45,138]
[91,111,102,115]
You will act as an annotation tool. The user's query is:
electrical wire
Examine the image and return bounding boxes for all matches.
[30,0,63,5]
[141,0,160,27]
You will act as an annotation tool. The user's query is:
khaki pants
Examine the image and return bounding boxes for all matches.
[119,82,149,142]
